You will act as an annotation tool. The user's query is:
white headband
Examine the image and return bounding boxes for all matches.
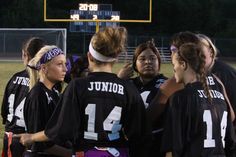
[89,42,117,62]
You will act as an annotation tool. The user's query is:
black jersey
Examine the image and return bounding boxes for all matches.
[162,75,236,157]
[24,82,60,152]
[45,72,148,151]
[211,60,236,114]
[130,74,167,109]
[1,69,29,134]
[131,74,167,157]
[130,74,168,132]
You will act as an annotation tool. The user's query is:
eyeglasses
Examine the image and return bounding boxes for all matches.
[170,45,178,53]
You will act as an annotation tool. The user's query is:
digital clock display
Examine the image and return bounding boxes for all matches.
[70,3,120,21]
[79,3,98,11]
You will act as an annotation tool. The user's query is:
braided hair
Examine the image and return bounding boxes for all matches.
[178,43,212,102]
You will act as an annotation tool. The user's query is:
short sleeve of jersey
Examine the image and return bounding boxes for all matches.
[45,79,82,144]
[1,76,14,124]
[122,82,150,143]
[161,92,187,155]
[212,60,236,114]
[24,90,48,133]
[24,83,55,151]
[225,108,236,157]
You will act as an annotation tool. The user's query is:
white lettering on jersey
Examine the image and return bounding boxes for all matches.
[88,82,124,95]
[198,90,207,98]
[140,91,150,108]
[197,90,225,100]
[206,76,215,85]
[12,77,29,86]
[45,92,53,104]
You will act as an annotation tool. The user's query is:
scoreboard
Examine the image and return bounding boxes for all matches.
[70,3,120,32]
[44,0,152,32]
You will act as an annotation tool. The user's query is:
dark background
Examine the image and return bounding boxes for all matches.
[0,0,236,57]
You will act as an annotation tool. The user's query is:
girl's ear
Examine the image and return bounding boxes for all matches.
[210,49,214,58]
[41,64,47,73]
[87,52,94,62]
[181,61,188,71]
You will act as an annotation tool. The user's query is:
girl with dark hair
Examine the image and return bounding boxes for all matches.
[162,43,236,157]
[1,37,45,157]
[64,55,89,83]
[153,31,201,101]
[118,40,168,157]
[149,31,235,127]
[158,31,201,96]
[147,32,201,147]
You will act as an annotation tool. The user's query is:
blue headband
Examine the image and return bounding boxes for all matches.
[36,47,64,70]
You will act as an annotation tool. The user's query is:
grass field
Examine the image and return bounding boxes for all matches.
[0,61,235,151]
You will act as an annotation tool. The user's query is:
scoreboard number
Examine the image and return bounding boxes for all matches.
[93,15,98,20]
[70,14,80,20]
[111,15,120,21]
[79,3,98,11]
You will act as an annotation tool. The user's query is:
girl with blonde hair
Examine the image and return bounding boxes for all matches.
[23,45,69,157]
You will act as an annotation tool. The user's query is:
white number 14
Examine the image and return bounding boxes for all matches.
[203,110,227,148]
[84,104,122,141]
[7,94,25,127]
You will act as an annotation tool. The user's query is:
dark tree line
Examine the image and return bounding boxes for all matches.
[0,0,236,37]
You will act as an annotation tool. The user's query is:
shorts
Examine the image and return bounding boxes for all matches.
[76,147,129,157]
[2,132,25,157]
[22,150,60,157]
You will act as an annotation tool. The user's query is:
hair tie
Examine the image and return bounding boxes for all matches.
[27,64,39,70]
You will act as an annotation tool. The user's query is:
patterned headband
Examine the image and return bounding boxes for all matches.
[36,47,65,70]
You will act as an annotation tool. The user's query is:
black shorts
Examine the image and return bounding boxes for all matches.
[22,151,60,157]
[2,133,25,157]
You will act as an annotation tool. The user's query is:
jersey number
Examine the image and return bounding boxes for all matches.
[203,110,227,148]
[140,91,150,108]
[84,103,122,141]
[7,94,26,127]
